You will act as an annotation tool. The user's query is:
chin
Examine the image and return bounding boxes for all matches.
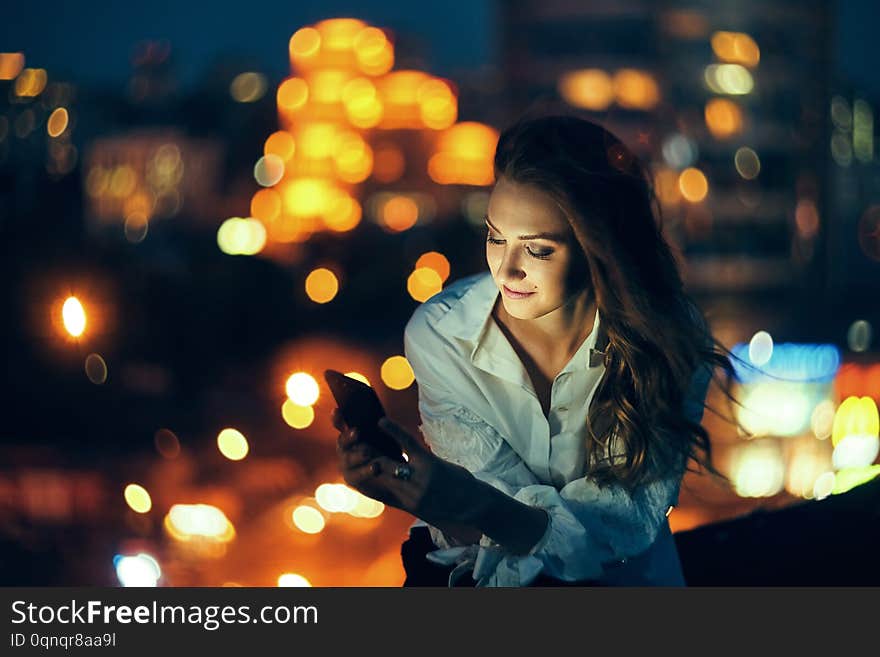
[502,298,545,320]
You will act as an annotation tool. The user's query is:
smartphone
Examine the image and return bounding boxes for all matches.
[324,369,405,462]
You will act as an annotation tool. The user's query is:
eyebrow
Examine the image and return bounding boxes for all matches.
[484,215,567,243]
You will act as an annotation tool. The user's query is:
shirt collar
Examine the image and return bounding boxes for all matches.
[434,272,604,372]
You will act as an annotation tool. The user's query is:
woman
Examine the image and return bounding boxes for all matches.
[334,114,735,586]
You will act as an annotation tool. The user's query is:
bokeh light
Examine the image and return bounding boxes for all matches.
[734,147,760,179]
[847,320,872,352]
[254,154,285,187]
[415,251,450,283]
[678,168,708,202]
[381,355,414,390]
[124,484,152,514]
[286,372,320,406]
[292,505,326,534]
[710,31,760,68]
[264,131,296,161]
[558,69,614,111]
[748,331,774,367]
[407,267,443,303]
[230,72,267,103]
[704,63,754,95]
[47,107,69,138]
[278,573,312,587]
[115,553,161,587]
[705,98,743,138]
[154,428,181,459]
[84,353,108,384]
[282,399,315,429]
[217,428,249,461]
[165,504,235,542]
[305,268,340,304]
[315,483,358,513]
[61,296,86,337]
[277,77,309,111]
[344,371,371,386]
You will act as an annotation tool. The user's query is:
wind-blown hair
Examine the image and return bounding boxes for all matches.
[494,114,738,492]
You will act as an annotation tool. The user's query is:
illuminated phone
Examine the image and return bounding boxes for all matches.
[324,369,405,462]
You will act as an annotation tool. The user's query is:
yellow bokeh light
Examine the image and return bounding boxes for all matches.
[165,504,235,542]
[613,69,660,110]
[47,107,69,138]
[381,355,415,390]
[278,573,312,587]
[381,195,419,232]
[292,505,326,534]
[315,483,358,513]
[349,491,385,518]
[282,178,332,217]
[704,98,743,138]
[316,18,366,50]
[831,396,879,448]
[415,251,450,283]
[0,53,25,81]
[14,68,47,97]
[109,165,137,197]
[430,122,498,186]
[250,188,282,223]
[344,371,371,386]
[558,69,614,111]
[289,27,322,59]
[217,428,249,461]
[282,399,315,429]
[62,296,86,337]
[324,195,362,232]
[711,31,760,68]
[407,267,443,303]
[277,77,309,111]
[217,217,267,256]
[124,483,152,514]
[305,268,339,304]
[678,168,709,203]
[286,372,320,406]
[704,63,754,95]
[264,131,296,161]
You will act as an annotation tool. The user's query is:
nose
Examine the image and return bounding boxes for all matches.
[495,243,527,283]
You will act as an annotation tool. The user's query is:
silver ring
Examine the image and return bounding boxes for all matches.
[393,463,413,481]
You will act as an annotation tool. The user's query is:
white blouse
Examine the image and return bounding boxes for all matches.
[403,271,712,587]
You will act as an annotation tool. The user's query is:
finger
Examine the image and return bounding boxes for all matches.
[346,456,409,489]
[337,426,360,451]
[331,408,347,432]
[377,417,423,457]
[341,443,375,469]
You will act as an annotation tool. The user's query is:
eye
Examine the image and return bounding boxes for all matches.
[526,246,554,260]
[486,229,505,245]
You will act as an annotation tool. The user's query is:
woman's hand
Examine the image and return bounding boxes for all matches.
[332,408,479,526]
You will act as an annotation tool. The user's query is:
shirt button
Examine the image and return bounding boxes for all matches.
[557,406,568,412]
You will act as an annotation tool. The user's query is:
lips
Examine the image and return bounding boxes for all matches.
[502,284,535,299]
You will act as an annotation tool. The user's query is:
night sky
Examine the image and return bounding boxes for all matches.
[1,1,878,97]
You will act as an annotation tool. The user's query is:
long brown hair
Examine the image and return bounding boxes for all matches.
[494,114,740,492]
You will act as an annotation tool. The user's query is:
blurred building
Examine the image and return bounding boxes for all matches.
[82,130,224,237]
[497,0,836,300]
[825,85,880,309]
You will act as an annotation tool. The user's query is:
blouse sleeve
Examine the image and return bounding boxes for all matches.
[404,307,713,586]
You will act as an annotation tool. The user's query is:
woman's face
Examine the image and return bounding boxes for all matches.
[485,177,588,321]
